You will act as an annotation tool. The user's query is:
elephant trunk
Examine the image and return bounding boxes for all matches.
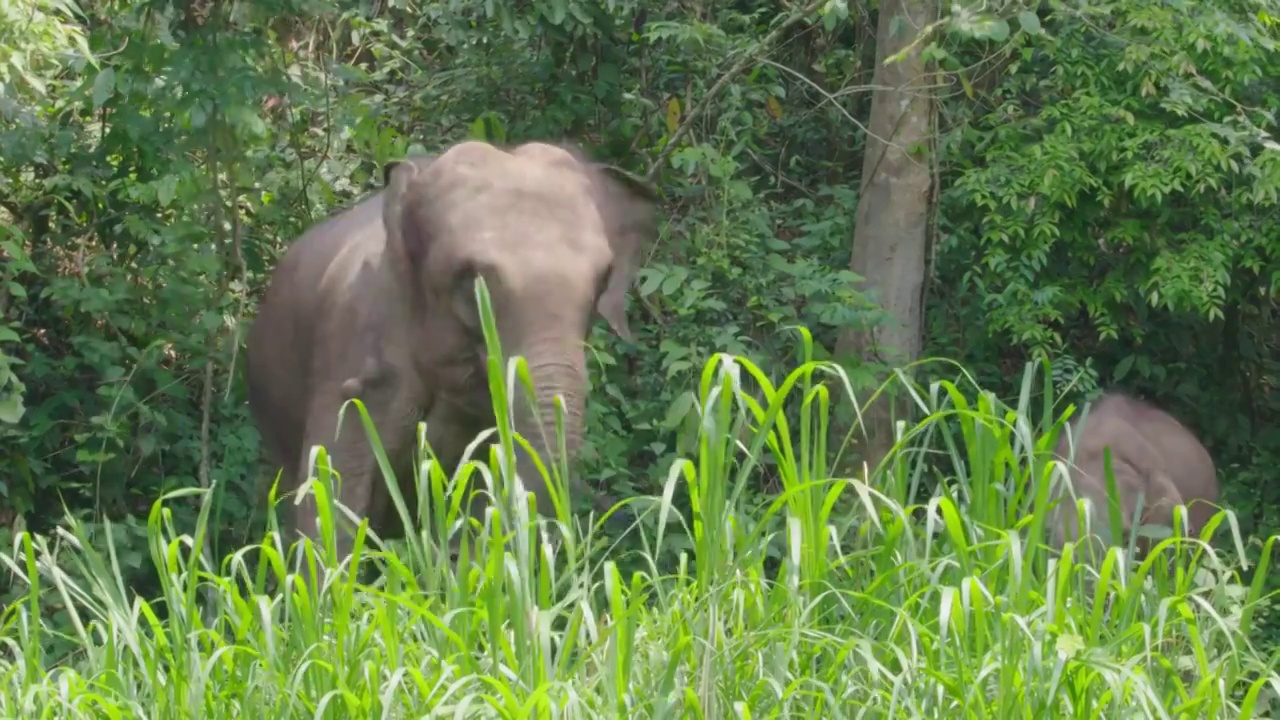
[505,338,588,520]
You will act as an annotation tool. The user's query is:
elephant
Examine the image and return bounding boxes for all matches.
[245,139,660,560]
[1048,391,1220,558]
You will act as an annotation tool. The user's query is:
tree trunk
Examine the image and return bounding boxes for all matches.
[834,0,936,474]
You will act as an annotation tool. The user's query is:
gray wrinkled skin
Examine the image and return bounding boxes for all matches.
[245,140,659,560]
[1049,391,1220,558]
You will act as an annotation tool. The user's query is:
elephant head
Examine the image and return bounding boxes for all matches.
[376,141,658,523]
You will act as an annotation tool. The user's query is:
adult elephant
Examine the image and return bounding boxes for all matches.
[245,140,659,557]
[1049,391,1220,557]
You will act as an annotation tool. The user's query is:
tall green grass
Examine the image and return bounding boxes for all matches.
[1,280,1276,718]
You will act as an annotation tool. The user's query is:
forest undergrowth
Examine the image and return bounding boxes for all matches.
[0,284,1276,719]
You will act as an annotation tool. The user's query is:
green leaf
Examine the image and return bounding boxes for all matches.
[637,270,663,296]
[156,175,178,207]
[1017,11,1041,34]
[976,17,1010,42]
[486,114,507,144]
[661,391,696,429]
[201,310,222,330]
[547,0,567,25]
[660,270,684,296]
[0,394,24,424]
[75,448,116,463]
[92,67,116,109]
[1113,355,1135,382]
[227,105,267,138]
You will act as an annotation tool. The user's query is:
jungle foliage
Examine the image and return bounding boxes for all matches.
[1,0,1278,698]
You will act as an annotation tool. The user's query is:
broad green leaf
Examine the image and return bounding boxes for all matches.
[486,114,507,143]
[1113,355,1135,382]
[0,393,23,424]
[156,175,178,207]
[91,66,115,108]
[637,269,663,296]
[227,105,267,138]
[662,391,696,429]
[548,0,567,25]
[1017,11,1041,34]
[975,16,1010,42]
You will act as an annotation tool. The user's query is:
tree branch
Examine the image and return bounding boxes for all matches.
[644,0,829,182]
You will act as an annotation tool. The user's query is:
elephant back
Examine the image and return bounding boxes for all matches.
[1049,391,1219,551]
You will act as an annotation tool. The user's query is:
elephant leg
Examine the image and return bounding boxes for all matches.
[1184,495,1219,541]
[291,384,421,562]
[1051,475,1111,554]
[421,399,493,524]
[249,395,303,506]
[1134,469,1186,558]
[1142,471,1184,529]
[1049,457,1122,559]
[256,425,297,501]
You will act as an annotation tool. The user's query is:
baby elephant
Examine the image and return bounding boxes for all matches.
[1049,391,1220,556]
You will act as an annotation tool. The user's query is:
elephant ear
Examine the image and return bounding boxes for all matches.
[381,156,436,300]
[590,164,660,341]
